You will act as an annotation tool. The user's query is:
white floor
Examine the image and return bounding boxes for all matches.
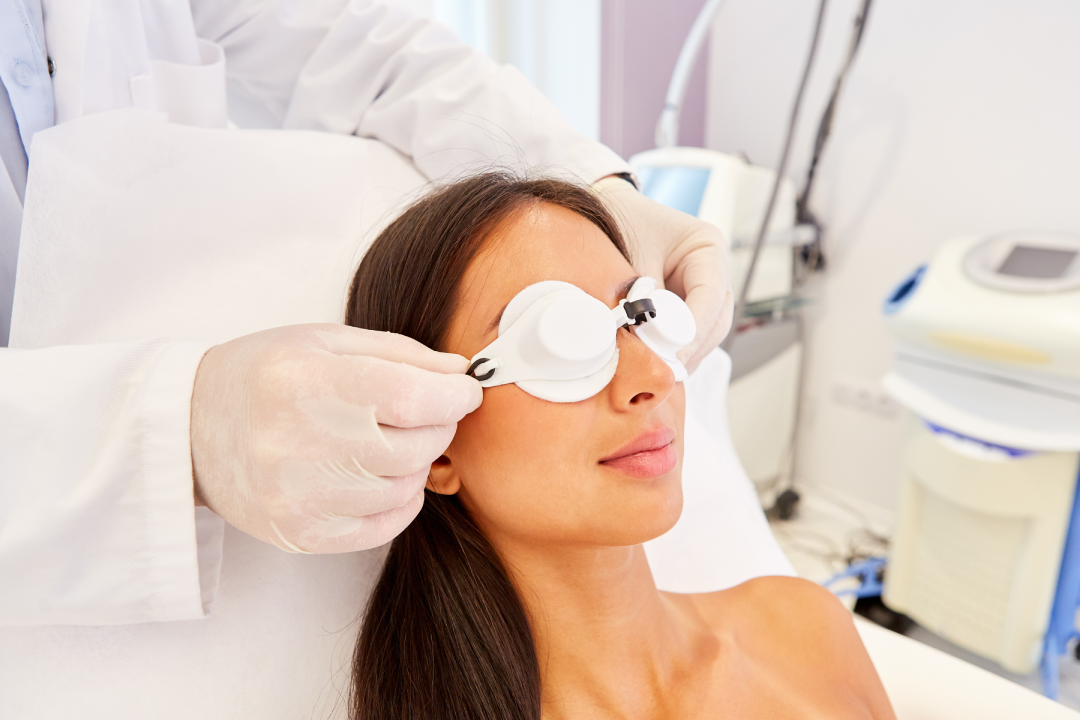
[769,486,1080,713]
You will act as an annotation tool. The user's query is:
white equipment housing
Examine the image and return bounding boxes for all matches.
[629,147,801,304]
[629,146,805,486]
[881,232,1080,674]
[887,421,1078,674]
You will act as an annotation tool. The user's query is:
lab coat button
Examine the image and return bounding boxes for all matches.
[47,57,55,77]
[14,62,33,87]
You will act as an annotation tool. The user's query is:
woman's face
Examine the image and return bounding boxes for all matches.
[430,202,685,549]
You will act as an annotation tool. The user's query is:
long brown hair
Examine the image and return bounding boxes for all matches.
[345,172,628,720]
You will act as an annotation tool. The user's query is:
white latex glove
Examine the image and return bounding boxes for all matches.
[592,176,734,373]
[190,324,482,553]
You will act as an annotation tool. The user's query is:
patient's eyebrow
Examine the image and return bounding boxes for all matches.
[617,276,639,300]
[486,307,506,336]
[485,276,640,336]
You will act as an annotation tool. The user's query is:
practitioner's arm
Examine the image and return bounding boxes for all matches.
[191,0,630,186]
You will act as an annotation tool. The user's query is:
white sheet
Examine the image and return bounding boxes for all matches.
[857,617,1080,719]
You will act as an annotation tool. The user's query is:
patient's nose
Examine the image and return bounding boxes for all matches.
[608,327,676,409]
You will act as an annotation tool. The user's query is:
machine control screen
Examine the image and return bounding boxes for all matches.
[638,166,711,218]
[996,245,1077,279]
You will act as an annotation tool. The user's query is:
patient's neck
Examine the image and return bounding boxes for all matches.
[492,537,719,718]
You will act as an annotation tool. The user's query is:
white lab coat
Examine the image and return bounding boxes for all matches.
[1,0,629,627]
[0,2,791,716]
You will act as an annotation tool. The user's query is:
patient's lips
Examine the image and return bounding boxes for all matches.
[599,426,677,479]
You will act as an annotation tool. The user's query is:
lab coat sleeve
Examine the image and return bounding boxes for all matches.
[0,340,224,625]
[191,0,631,184]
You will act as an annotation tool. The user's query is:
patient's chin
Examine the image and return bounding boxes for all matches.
[642,487,685,543]
[597,479,684,547]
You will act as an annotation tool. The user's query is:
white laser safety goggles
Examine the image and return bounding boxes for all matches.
[465,277,696,403]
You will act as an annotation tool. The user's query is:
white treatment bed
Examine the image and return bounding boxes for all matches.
[857,618,1078,719]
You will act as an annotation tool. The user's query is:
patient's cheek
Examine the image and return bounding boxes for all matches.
[462,385,569,456]
[454,384,590,493]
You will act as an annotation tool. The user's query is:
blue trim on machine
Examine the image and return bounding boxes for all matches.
[922,420,1035,458]
[1041,462,1080,699]
[882,264,927,315]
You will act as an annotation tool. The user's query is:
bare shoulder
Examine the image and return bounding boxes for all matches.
[692,576,864,662]
[686,577,897,719]
[689,575,852,632]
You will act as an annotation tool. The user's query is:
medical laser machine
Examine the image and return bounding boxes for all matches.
[880,232,1080,687]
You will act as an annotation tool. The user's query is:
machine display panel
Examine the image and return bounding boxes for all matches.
[637,165,711,218]
[996,245,1077,280]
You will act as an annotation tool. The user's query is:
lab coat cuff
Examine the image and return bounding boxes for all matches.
[142,340,219,620]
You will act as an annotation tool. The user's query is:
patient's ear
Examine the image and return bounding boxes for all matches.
[426,455,461,495]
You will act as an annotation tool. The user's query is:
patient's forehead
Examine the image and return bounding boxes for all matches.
[444,202,635,358]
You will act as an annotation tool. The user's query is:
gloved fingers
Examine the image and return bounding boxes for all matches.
[670,243,734,372]
[192,324,465,555]
[316,487,427,553]
[330,353,483,428]
[288,390,457,476]
[352,423,457,478]
[682,294,734,373]
[312,324,471,374]
[300,464,427,525]
[628,238,666,287]
[280,485,428,554]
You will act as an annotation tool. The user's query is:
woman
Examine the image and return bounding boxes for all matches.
[345,173,895,720]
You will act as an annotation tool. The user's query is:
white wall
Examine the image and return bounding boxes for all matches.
[707,0,1080,512]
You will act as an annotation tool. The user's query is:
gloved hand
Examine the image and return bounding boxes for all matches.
[592,176,734,373]
[190,324,482,553]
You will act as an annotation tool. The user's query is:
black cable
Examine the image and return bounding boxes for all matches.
[723,0,830,347]
[795,0,875,272]
[764,1,878,517]
[777,311,809,511]
[722,0,878,521]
